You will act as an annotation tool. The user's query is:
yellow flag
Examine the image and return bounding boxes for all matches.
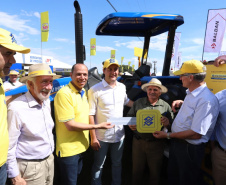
[111,50,116,59]
[41,11,49,42]
[132,64,135,71]
[121,57,124,65]
[90,38,96,56]
[134,47,147,59]
[128,61,131,69]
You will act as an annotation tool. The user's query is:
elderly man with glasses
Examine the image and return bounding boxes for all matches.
[153,60,219,185]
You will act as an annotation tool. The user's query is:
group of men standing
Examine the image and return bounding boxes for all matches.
[1,26,226,185]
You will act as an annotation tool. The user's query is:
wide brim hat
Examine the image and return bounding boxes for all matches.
[0,28,30,54]
[19,63,61,83]
[103,58,120,69]
[9,70,19,76]
[173,59,205,76]
[141,78,168,93]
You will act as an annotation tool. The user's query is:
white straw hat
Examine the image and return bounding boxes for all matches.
[141,78,168,93]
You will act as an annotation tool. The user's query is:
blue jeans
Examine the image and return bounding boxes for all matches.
[57,153,83,185]
[91,139,124,185]
[0,163,7,185]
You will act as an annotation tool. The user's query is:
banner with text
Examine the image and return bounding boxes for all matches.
[41,11,49,42]
[204,9,226,53]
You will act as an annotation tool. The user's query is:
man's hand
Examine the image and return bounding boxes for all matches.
[97,122,114,129]
[128,125,137,131]
[11,175,26,185]
[91,138,101,151]
[161,116,170,127]
[172,100,183,113]
[153,131,167,139]
[214,55,226,67]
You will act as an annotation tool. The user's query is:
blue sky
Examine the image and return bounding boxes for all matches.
[1,0,226,75]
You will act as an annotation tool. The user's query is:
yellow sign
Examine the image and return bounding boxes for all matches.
[205,64,226,94]
[136,109,162,133]
[90,38,96,56]
[134,47,147,59]
[41,11,49,42]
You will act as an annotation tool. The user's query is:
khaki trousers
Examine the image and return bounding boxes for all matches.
[17,154,54,185]
[211,146,226,185]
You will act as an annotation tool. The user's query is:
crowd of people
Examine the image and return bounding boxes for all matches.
[0,27,226,185]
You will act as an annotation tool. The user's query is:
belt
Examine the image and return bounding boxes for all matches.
[18,155,50,162]
[217,142,226,153]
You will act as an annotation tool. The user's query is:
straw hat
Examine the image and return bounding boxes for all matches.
[0,28,30,54]
[19,63,61,83]
[8,70,19,76]
[141,78,168,93]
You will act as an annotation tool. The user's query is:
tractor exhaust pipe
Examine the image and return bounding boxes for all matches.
[74,1,85,64]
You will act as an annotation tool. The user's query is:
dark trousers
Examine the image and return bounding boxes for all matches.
[0,163,7,185]
[57,153,83,185]
[168,139,205,185]
[132,137,165,185]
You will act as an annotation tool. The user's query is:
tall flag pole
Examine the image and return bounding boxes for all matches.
[90,38,96,68]
[203,9,226,61]
[40,11,49,62]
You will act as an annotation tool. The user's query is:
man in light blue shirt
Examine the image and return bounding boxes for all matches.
[211,55,226,185]
[153,60,219,185]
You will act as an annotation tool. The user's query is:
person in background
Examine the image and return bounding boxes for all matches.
[210,55,226,185]
[54,63,114,185]
[3,70,23,91]
[127,78,173,185]
[88,58,133,185]
[153,60,219,185]
[0,28,30,185]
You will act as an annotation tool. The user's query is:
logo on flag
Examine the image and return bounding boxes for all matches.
[42,23,49,32]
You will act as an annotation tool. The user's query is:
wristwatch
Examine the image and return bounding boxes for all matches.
[167,132,171,139]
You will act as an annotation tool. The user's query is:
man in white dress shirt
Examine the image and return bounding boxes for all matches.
[153,60,219,185]
[88,58,133,185]
[7,63,61,185]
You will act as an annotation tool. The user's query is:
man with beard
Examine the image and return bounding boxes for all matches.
[0,28,30,185]
[7,63,61,185]
[54,63,114,185]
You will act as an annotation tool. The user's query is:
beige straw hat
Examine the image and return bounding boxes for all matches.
[19,63,61,83]
[141,78,168,93]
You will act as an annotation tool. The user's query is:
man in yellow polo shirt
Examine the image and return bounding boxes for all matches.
[54,63,114,185]
[0,28,30,185]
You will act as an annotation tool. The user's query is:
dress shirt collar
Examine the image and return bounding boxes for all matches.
[102,78,119,88]
[186,83,207,97]
[145,98,163,106]
[68,81,85,94]
[25,91,48,108]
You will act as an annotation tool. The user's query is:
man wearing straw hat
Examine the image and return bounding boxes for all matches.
[153,60,219,185]
[0,28,30,185]
[7,63,61,185]
[3,70,23,91]
[127,78,173,185]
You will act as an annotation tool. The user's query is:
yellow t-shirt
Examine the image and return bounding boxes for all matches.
[0,79,9,167]
[54,82,89,157]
